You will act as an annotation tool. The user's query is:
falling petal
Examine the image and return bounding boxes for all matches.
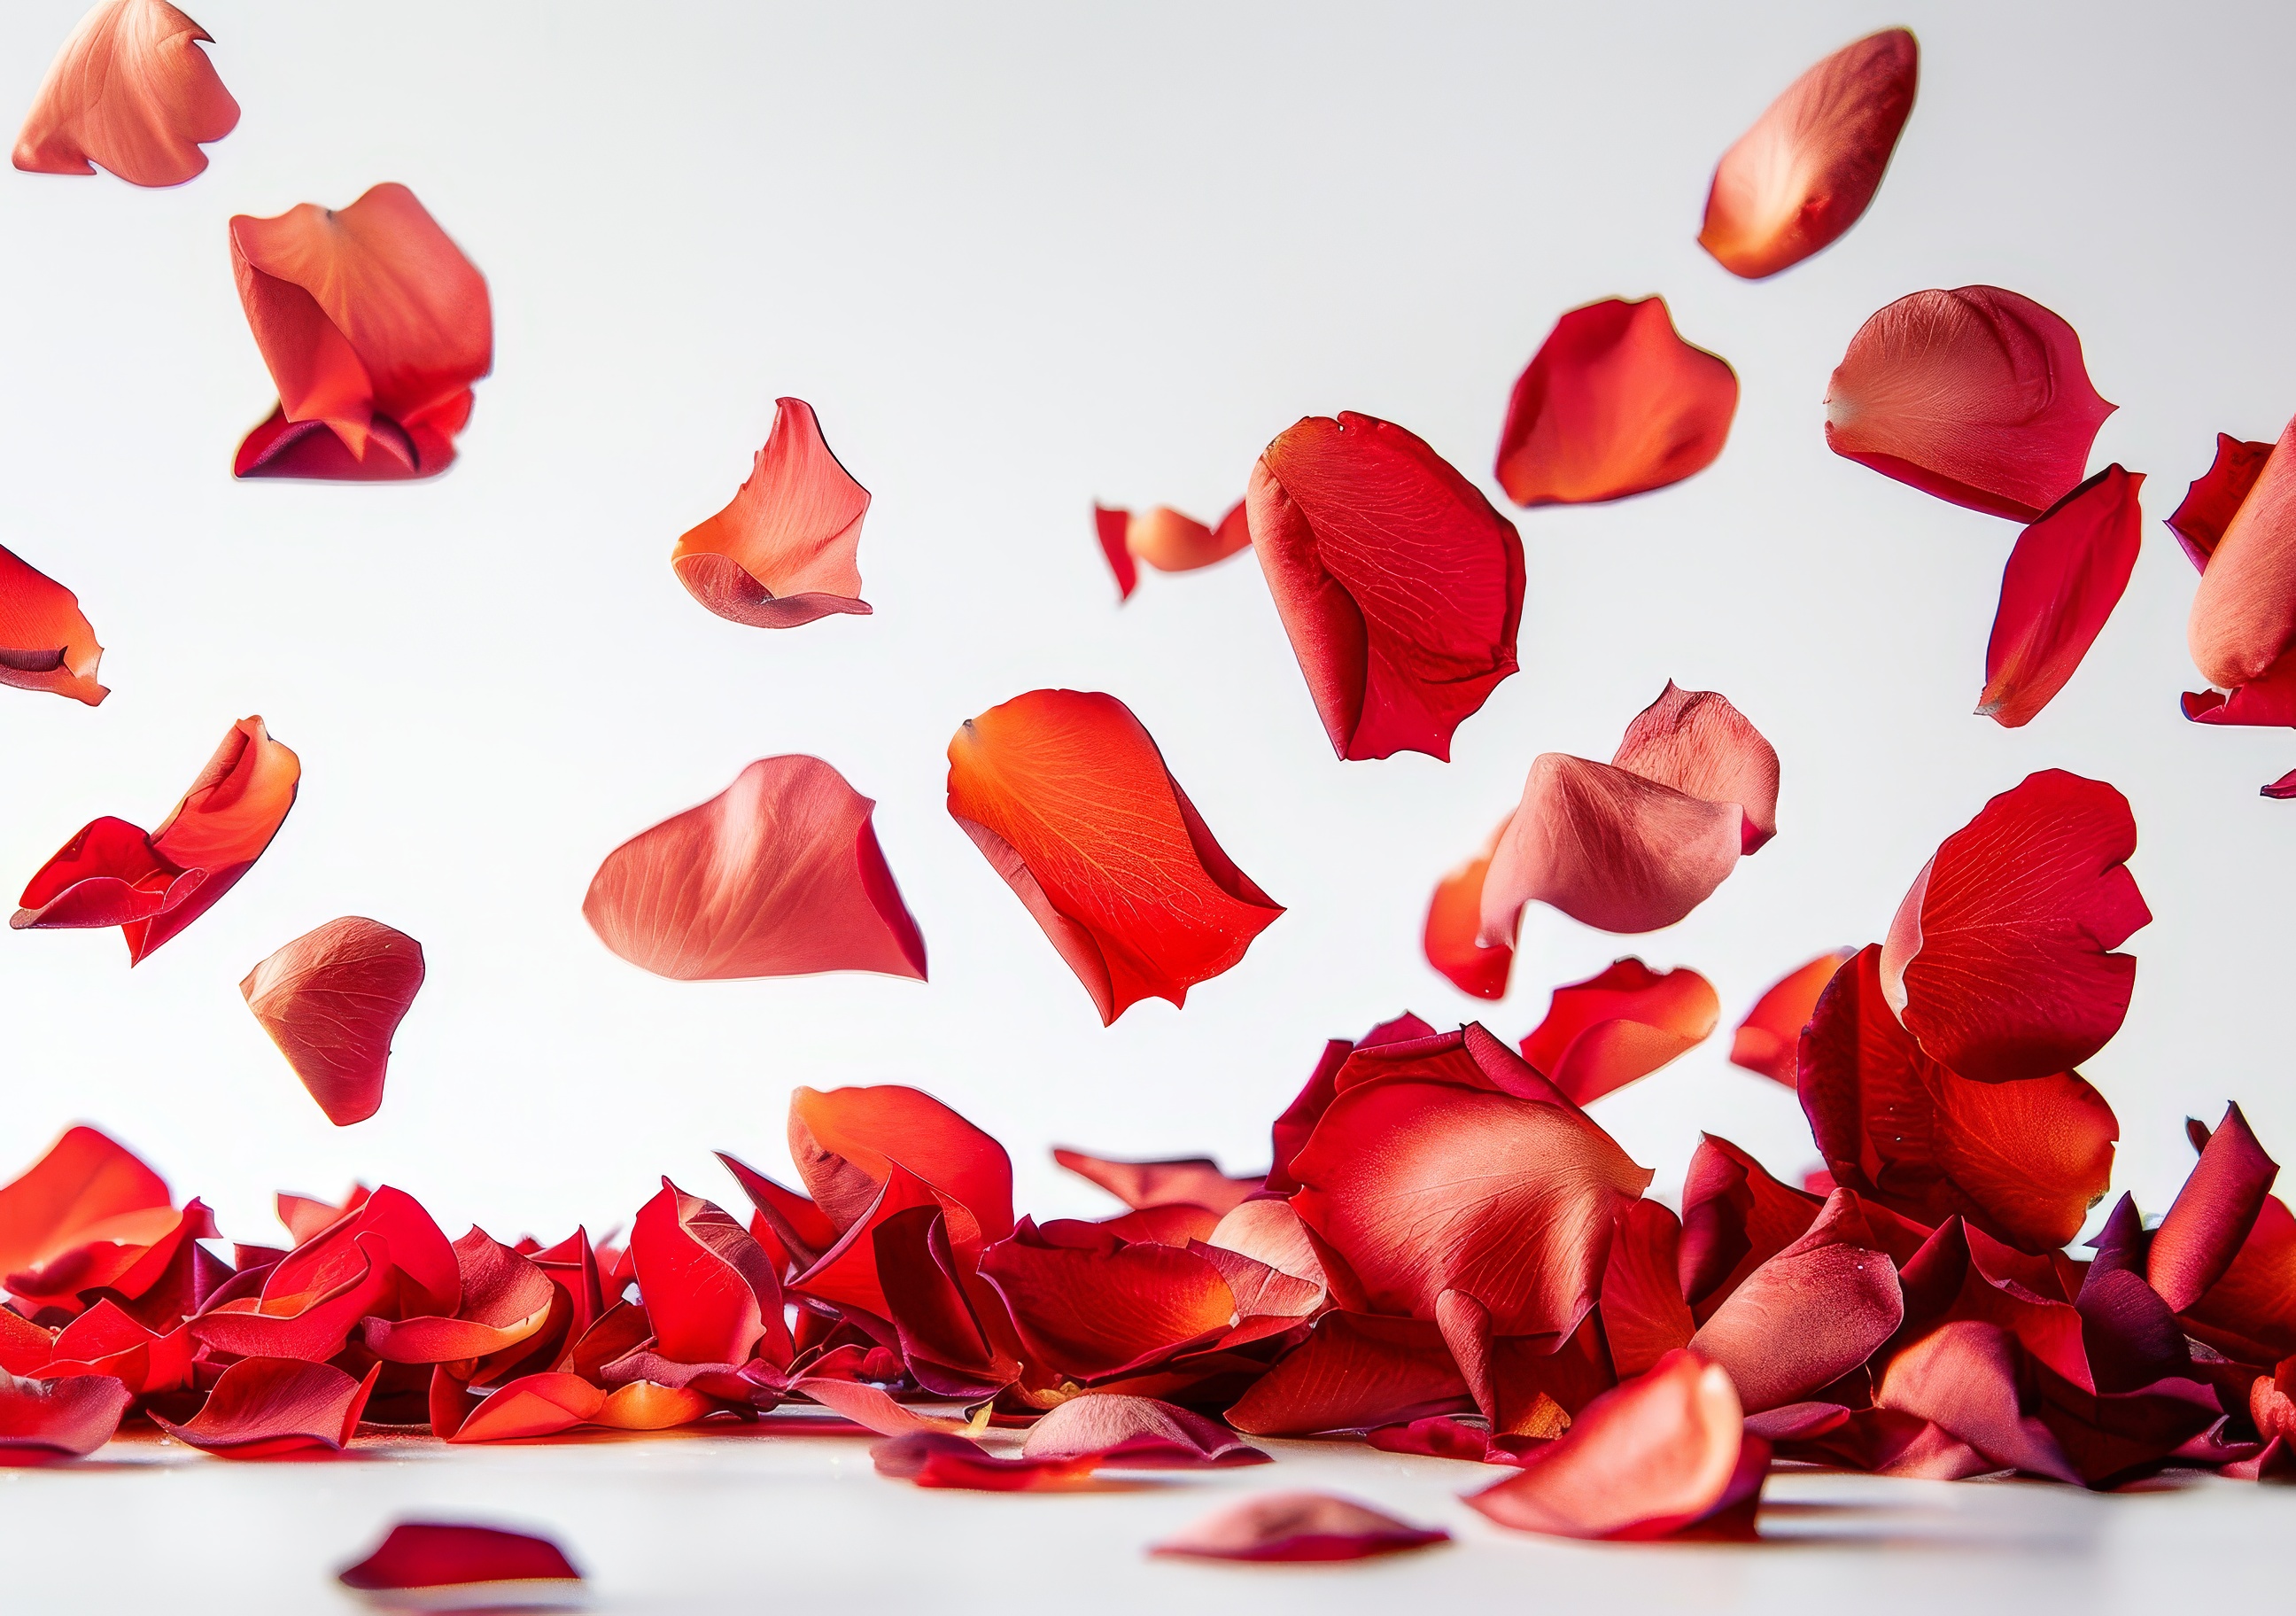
[241,918,425,1126]
[0,545,106,705]
[12,0,237,188]
[1977,467,2145,727]
[2190,416,2296,691]
[1517,958,1719,1104]
[337,1522,583,1610]
[2168,433,2273,571]
[672,398,872,627]
[1423,820,1512,999]
[1729,951,1852,1084]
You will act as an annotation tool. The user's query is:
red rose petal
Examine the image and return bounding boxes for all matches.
[2191,415,2296,691]
[1825,286,2115,520]
[1205,1198,1327,1289]
[629,1178,787,1370]
[1094,502,1251,600]
[870,1431,1099,1490]
[1518,958,1719,1104]
[0,544,106,705]
[1977,466,2145,728]
[2178,1177,2296,1366]
[1879,770,2150,1082]
[1248,412,1524,761]
[1875,1320,2080,1481]
[1495,297,1737,506]
[1094,506,1139,601]
[1687,1190,1904,1412]
[794,1377,974,1437]
[1802,946,2116,1252]
[1699,28,1918,278]
[583,755,926,983]
[154,1356,376,1457]
[1611,681,1781,853]
[361,1228,555,1364]
[1226,1311,1468,1436]
[0,1370,129,1463]
[0,1125,172,1296]
[12,0,238,188]
[1020,1392,1268,1467]
[865,1201,1017,1398]
[337,1521,583,1604]
[1423,822,1512,998]
[2169,433,2274,571]
[230,183,491,481]
[2182,658,2296,730]
[241,917,425,1127]
[1730,951,1851,1085]
[447,1371,605,1444]
[977,1217,1235,1382]
[1152,1492,1450,1562]
[1051,1149,1260,1216]
[788,1084,1014,1242]
[1464,1350,1763,1540]
[947,688,1280,1022]
[672,398,871,627]
[1600,1200,1695,1377]
[2150,1105,2279,1314]
[1678,1134,1824,1319]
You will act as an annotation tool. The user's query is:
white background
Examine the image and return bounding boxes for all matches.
[0,0,2290,1255]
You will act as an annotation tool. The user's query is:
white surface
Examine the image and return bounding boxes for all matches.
[3,1431,2284,1613]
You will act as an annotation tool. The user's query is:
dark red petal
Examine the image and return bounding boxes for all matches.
[947,689,1280,1022]
[1881,770,2149,1082]
[12,0,239,188]
[241,917,425,1127]
[1601,1200,1694,1377]
[1020,1393,1268,1467]
[2169,433,2274,571]
[629,1178,786,1369]
[0,1371,129,1461]
[1495,298,1737,506]
[870,1431,1098,1491]
[1678,1134,1823,1318]
[229,184,490,481]
[361,1228,555,1364]
[1978,467,2145,727]
[1699,28,1919,279]
[1687,1190,1904,1411]
[867,1203,1016,1397]
[2181,1191,2296,1365]
[0,544,106,704]
[584,755,925,983]
[977,1219,1235,1381]
[788,1084,1013,1242]
[337,1522,582,1596]
[1248,412,1524,761]
[1152,1493,1449,1562]
[1423,823,1513,999]
[2150,1105,2279,1314]
[1051,1149,1259,1216]
[671,398,872,627]
[1802,945,2115,1252]
[1875,1320,2080,1481]
[1518,958,1718,1105]
[1730,951,1851,1085]
[1824,287,2115,520]
[2191,416,2296,690]
[153,1356,375,1457]
[1464,1351,1757,1540]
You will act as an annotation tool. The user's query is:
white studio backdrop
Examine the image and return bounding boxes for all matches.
[0,0,2288,1255]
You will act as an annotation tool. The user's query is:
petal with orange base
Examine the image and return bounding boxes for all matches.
[1825,287,2114,520]
[977,1218,1235,1382]
[672,398,871,628]
[1248,413,1524,761]
[1495,298,1737,506]
[12,1,237,188]
[1978,467,2145,728]
[1699,29,1918,279]
[242,917,425,1127]
[1051,1149,1258,1216]
[789,1084,1013,1241]
[1094,502,1250,600]
[947,689,1280,1023]
[0,545,106,705]
[1152,1493,1449,1562]
[1880,770,2149,1082]
[584,756,926,983]
[1518,958,1719,1105]
[447,1371,606,1444]
[361,1229,555,1364]
[1730,951,1852,1085]
[2191,416,2296,691]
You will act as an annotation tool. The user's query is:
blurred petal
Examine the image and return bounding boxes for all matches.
[1465,1351,1762,1540]
[1730,950,1852,1085]
[1093,505,1138,600]
[1978,467,2145,727]
[2169,433,2273,571]
[789,1084,1013,1241]
[629,1178,787,1369]
[153,1356,376,1457]
[1423,821,1513,999]
[1248,412,1524,760]
[1479,754,1741,936]
[230,183,491,480]
[1802,946,2115,1252]
[1225,1312,1469,1435]
[1518,957,1718,1104]
[1699,28,1918,278]
[671,398,871,627]
[1098,501,1253,587]
[871,1432,1098,1490]
[2151,1105,2279,1313]
[1688,1190,1904,1411]
[1824,286,2114,520]
[0,1125,170,1292]
[0,1370,129,1461]
[1152,1493,1449,1562]
[0,544,106,704]
[337,1523,582,1605]
[2191,416,2296,689]
[241,917,425,1127]
[1051,1149,1259,1216]
[1879,770,2150,1081]
[1495,297,1737,506]
[1020,1393,1268,1467]
[12,0,237,187]
[1601,1200,1694,1377]
[947,689,1280,1022]
[584,755,926,983]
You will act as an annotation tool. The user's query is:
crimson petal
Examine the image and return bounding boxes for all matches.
[1978,467,2145,727]
[1517,958,1718,1104]
[153,1356,376,1457]
[2169,433,2273,572]
[337,1522,582,1606]
[1730,951,1851,1085]
[0,1371,128,1463]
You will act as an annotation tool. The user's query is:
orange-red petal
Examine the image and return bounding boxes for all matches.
[1600,1200,1694,1378]
[1698,28,1918,279]
[789,1084,1014,1242]
[2190,415,2296,690]
[1248,413,1524,761]
[241,917,425,1127]
[1051,1149,1259,1216]
[1152,1493,1449,1561]
[977,1218,1235,1382]
[584,755,926,983]
[0,1126,171,1294]
[671,398,871,627]
[1517,958,1719,1104]
[1730,950,1852,1085]
[1494,297,1737,506]
[153,1356,376,1457]
[1880,770,2150,1082]
[947,688,1280,1023]
[0,544,106,705]
[12,1,237,188]
[1423,820,1511,999]
[361,1228,555,1364]
[1978,466,2145,727]
[1825,286,2114,520]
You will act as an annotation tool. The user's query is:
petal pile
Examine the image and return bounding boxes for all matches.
[585,755,926,982]
[12,0,238,187]
[1494,297,1737,507]
[1824,287,2114,519]
[1093,501,1250,601]
[1478,682,1778,937]
[1248,413,1524,760]
[230,183,492,480]
[1516,958,1718,1105]
[0,544,106,705]
[1699,28,1919,278]
[947,689,1280,1022]
[672,398,873,627]
[14,716,300,963]
[241,918,426,1125]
